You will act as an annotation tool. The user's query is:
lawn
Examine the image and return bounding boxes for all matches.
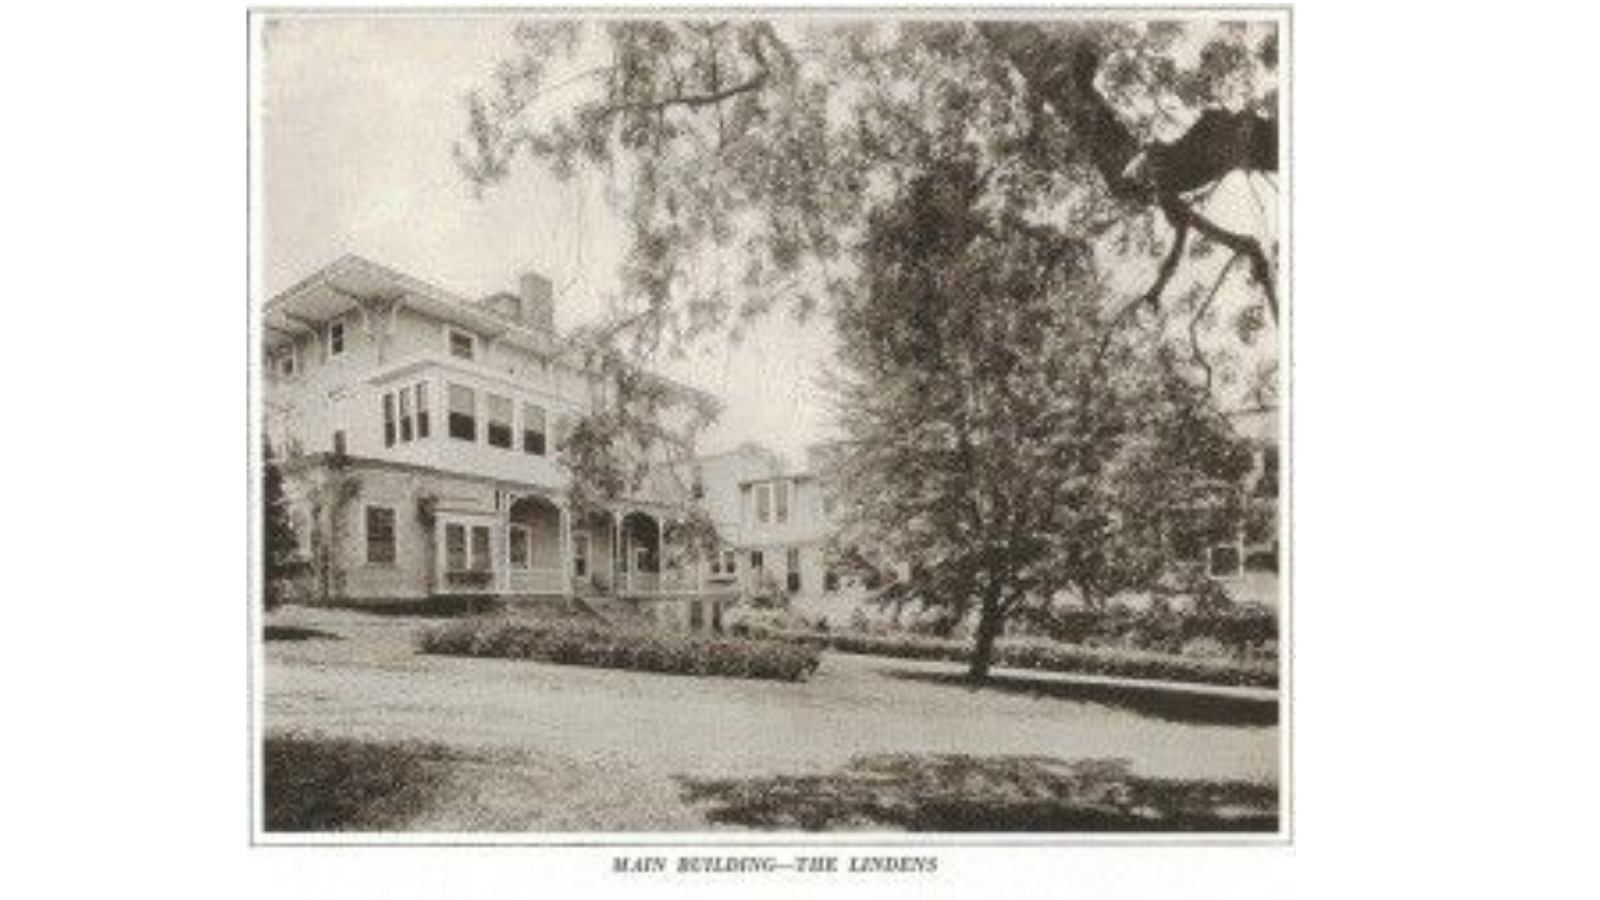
[261,605,1280,833]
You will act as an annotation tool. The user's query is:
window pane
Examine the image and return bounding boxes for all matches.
[487,394,513,449]
[448,384,476,441]
[573,533,588,577]
[776,482,789,522]
[445,523,466,571]
[365,507,395,564]
[449,330,475,360]
[521,403,547,456]
[415,383,430,439]
[382,393,396,447]
[756,486,771,523]
[470,526,491,571]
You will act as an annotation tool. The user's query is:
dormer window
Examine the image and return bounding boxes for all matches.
[447,327,478,361]
[326,316,347,358]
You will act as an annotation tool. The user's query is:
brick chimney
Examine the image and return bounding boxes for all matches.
[519,272,555,333]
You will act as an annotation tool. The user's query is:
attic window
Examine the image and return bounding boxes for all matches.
[326,317,347,358]
[447,328,477,361]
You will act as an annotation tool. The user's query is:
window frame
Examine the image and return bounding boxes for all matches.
[786,547,802,593]
[447,383,477,442]
[414,382,431,439]
[382,392,397,447]
[446,327,479,362]
[326,315,348,359]
[486,393,514,449]
[573,531,590,578]
[521,402,547,456]
[363,504,397,566]
[755,484,772,524]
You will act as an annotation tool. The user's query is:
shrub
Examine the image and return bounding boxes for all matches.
[262,733,454,831]
[753,629,1277,689]
[416,618,821,682]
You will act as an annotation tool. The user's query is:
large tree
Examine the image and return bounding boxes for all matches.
[829,158,1251,679]
[457,18,1278,673]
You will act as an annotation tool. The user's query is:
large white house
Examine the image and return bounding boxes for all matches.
[262,255,727,625]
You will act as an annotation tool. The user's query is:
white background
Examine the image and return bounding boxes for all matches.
[2,0,1597,897]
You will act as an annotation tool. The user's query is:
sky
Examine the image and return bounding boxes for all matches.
[259,15,838,467]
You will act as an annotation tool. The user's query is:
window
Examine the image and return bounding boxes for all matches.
[364,506,396,564]
[447,328,477,361]
[722,549,737,574]
[332,430,347,456]
[750,550,764,570]
[509,524,531,569]
[822,494,838,516]
[382,393,396,447]
[447,383,476,441]
[786,547,802,593]
[486,394,514,449]
[775,481,790,524]
[327,317,346,358]
[274,347,298,378]
[824,568,840,593]
[755,485,772,524]
[521,403,547,456]
[573,532,590,578]
[398,389,413,442]
[1208,545,1243,579]
[445,523,467,571]
[414,383,430,439]
[470,525,491,572]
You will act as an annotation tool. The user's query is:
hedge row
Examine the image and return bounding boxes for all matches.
[757,630,1278,689]
[416,619,822,682]
[1020,605,1279,654]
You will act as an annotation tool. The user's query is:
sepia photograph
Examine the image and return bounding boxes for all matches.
[252,7,1288,839]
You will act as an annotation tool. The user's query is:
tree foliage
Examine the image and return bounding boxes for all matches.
[262,439,303,610]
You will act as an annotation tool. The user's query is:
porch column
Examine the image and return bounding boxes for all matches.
[558,501,572,598]
[497,492,514,594]
[612,511,623,595]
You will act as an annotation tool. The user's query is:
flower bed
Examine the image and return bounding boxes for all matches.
[416,618,822,682]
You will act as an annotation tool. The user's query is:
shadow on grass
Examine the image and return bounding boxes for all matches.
[680,754,1277,832]
[262,625,342,643]
[263,733,456,831]
[882,669,1278,727]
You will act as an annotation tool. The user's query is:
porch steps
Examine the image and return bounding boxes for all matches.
[500,595,605,625]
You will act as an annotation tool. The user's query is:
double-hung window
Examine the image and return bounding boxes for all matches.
[444,522,492,573]
[521,403,547,456]
[364,506,396,564]
[447,384,476,441]
[326,316,347,358]
[755,485,772,524]
[382,393,397,447]
[486,394,514,449]
[414,383,430,439]
[774,480,790,523]
[398,389,413,442]
[786,547,802,593]
[573,532,590,578]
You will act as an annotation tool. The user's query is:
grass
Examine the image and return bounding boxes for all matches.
[263,624,340,642]
[415,618,823,682]
[262,733,457,831]
[679,753,1277,832]
[758,629,1278,688]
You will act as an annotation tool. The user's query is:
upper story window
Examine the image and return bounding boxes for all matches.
[521,403,547,456]
[486,394,514,449]
[364,505,396,565]
[447,327,478,361]
[774,480,790,523]
[273,346,299,378]
[447,383,476,441]
[326,316,347,359]
[383,393,397,447]
[414,383,430,439]
[382,382,431,447]
[755,484,772,524]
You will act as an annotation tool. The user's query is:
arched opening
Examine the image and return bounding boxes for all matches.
[506,494,563,595]
[618,510,662,595]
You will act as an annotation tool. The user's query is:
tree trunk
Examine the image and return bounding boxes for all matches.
[968,592,1005,683]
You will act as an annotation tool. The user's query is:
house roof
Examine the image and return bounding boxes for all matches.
[263,254,717,409]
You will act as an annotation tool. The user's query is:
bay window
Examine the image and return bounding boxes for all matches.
[521,403,547,456]
[487,393,514,449]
